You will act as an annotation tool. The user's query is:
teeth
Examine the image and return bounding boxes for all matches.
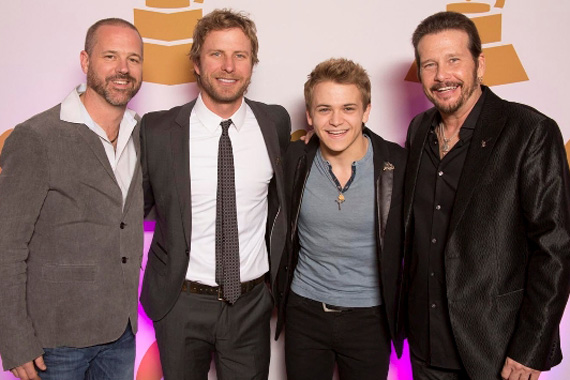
[219,78,236,83]
[437,86,457,92]
[114,80,128,85]
[328,130,347,135]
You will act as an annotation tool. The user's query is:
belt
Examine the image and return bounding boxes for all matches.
[322,303,356,313]
[181,275,265,301]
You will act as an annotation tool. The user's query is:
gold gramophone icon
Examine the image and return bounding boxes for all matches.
[134,0,204,85]
[405,0,528,86]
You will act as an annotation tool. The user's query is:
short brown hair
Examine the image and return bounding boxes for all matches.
[190,9,259,77]
[304,58,371,111]
[84,18,141,56]
[412,11,482,69]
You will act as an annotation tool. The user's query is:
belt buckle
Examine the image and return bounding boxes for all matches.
[217,286,226,302]
[322,303,342,313]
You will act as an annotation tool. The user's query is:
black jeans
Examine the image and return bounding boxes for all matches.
[410,352,471,380]
[285,291,391,380]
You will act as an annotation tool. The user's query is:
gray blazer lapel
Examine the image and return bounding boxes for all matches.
[447,91,507,248]
[171,102,194,245]
[76,124,117,184]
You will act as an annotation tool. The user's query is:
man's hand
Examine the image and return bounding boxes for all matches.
[300,129,314,144]
[10,356,46,380]
[501,357,541,380]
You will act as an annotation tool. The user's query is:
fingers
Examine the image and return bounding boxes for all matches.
[501,357,541,380]
[10,361,40,379]
[34,355,47,371]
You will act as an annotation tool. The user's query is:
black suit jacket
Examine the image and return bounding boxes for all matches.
[140,98,291,321]
[403,87,570,378]
[277,128,407,357]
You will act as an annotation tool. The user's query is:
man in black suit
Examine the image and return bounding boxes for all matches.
[403,11,570,380]
[139,9,290,380]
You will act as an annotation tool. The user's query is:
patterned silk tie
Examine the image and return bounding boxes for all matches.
[215,119,241,304]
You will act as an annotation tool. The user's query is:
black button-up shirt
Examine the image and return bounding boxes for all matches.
[408,89,487,369]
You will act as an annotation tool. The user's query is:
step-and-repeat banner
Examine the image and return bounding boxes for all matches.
[1,0,569,379]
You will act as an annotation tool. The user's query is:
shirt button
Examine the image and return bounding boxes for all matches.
[120,222,126,229]
[121,257,128,264]
[431,238,437,244]
[436,205,441,210]
[438,171,444,177]
[431,303,437,309]
[430,272,435,277]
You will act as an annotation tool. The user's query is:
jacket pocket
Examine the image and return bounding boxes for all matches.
[42,263,96,283]
[148,241,168,275]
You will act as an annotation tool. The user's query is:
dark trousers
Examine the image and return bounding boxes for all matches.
[285,291,391,380]
[411,353,471,380]
[153,282,273,380]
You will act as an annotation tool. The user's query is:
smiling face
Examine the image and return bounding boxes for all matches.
[417,29,485,118]
[307,81,370,161]
[80,24,143,108]
[194,27,253,115]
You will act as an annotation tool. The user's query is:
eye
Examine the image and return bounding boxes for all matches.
[422,62,435,70]
[211,51,222,57]
[316,107,330,114]
[104,54,116,60]
[344,106,356,112]
[235,53,247,59]
[449,57,459,63]
[129,57,141,64]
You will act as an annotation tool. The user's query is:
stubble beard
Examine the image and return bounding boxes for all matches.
[426,69,479,115]
[87,69,141,107]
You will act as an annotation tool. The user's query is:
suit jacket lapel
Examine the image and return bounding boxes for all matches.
[246,99,282,172]
[171,101,195,245]
[367,129,392,251]
[122,121,141,215]
[404,110,436,229]
[447,90,507,248]
[76,124,117,184]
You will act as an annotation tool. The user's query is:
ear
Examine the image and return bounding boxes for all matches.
[305,109,313,127]
[362,103,371,124]
[477,53,486,80]
[193,59,201,77]
[80,50,89,75]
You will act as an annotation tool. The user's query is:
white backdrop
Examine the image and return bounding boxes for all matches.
[0,0,569,379]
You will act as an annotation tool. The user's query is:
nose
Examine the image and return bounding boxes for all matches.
[329,110,342,127]
[221,56,235,73]
[434,64,449,82]
[117,58,129,74]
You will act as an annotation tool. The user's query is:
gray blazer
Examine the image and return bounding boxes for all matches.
[139,98,291,321]
[0,104,144,370]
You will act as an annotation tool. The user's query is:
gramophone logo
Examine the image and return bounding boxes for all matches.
[405,0,528,86]
[134,0,205,85]
[566,140,570,168]
[0,129,13,174]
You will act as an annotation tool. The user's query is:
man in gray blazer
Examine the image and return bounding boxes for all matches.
[0,18,144,380]
[139,9,290,380]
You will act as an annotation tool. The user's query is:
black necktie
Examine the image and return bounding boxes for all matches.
[215,119,241,303]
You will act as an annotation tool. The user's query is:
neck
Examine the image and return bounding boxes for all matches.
[81,89,125,132]
[201,93,243,119]
[320,134,368,169]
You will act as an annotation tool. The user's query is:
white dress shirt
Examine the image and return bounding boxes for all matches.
[186,94,273,286]
[60,84,138,206]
